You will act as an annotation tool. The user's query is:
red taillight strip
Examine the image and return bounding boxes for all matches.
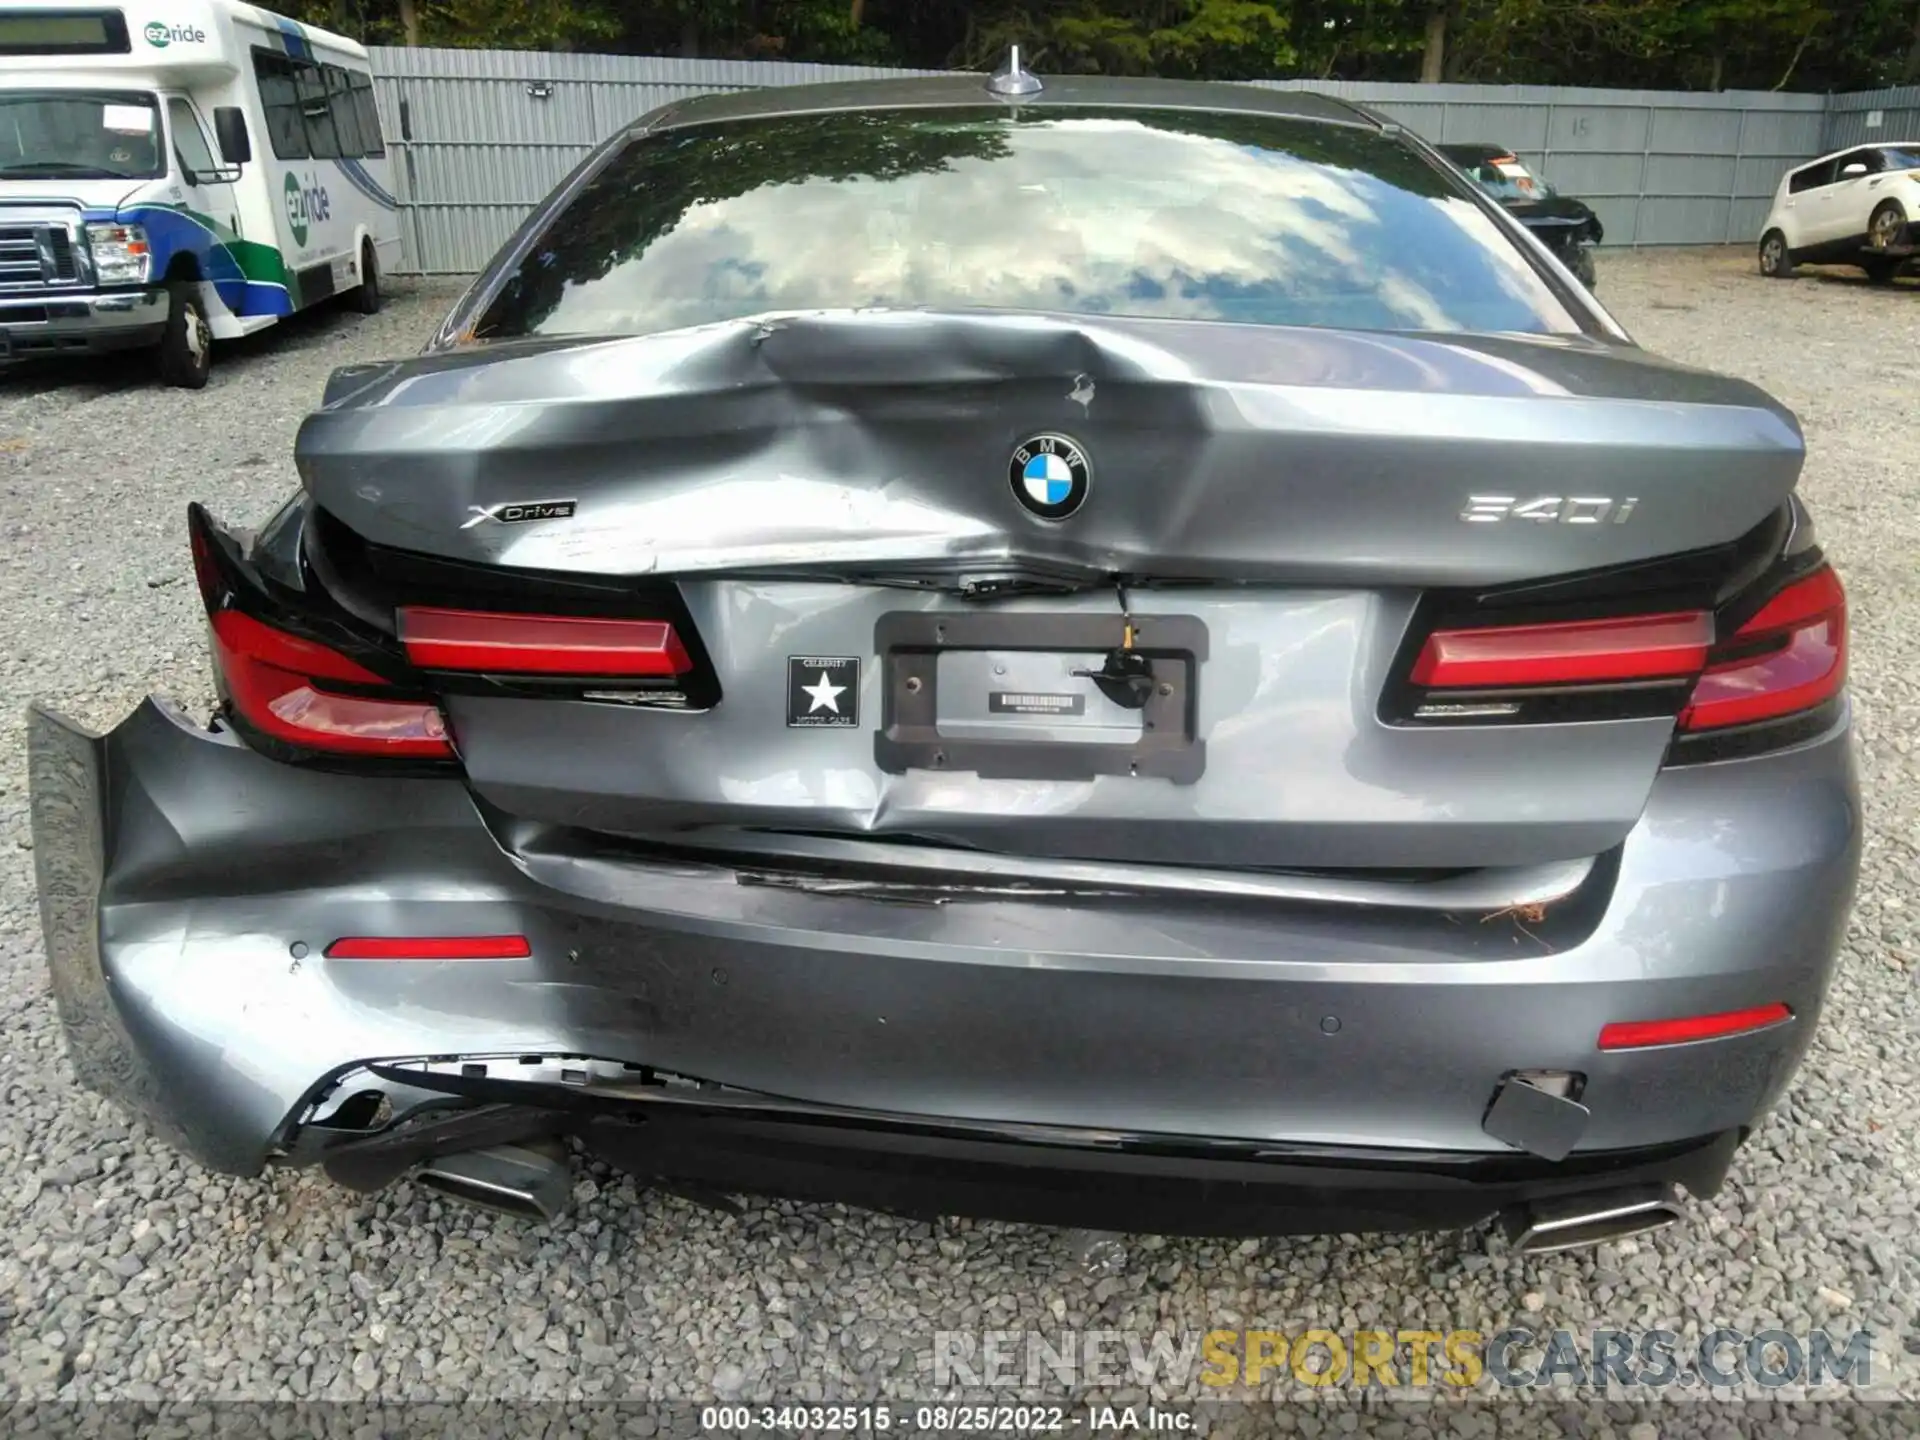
[1680,566,1847,732]
[1597,1002,1792,1051]
[1411,611,1714,689]
[398,607,692,678]
[324,935,532,960]
[214,609,388,686]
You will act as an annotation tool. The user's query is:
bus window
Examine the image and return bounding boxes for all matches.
[324,64,362,156]
[166,96,218,181]
[253,49,307,159]
[350,73,384,157]
[295,60,339,159]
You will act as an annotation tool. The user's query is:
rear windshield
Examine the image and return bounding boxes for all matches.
[473,108,1583,342]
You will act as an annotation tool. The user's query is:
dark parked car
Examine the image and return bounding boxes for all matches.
[30,63,1856,1255]
[1440,142,1605,287]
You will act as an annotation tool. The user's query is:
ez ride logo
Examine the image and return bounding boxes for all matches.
[283,172,331,248]
[143,20,206,45]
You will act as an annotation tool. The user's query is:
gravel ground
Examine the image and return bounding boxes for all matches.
[0,253,1916,1427]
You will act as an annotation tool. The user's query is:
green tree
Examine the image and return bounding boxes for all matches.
[1634,0,1830,89]
[945,1,1295,78]
[425,0,620,50]
[274,0,1918,93]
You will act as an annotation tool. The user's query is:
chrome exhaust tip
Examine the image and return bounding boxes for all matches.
[415,1138,572,1223]
[1504,1183,1684,1255]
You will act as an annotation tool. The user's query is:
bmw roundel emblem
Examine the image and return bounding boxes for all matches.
[1009,433,1091,520]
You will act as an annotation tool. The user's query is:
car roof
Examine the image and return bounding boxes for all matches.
[1437,142,1515,159]
[1796,141,1920,166]
[636,73,1381,135]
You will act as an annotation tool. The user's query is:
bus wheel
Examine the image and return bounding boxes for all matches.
[349,240,382,316]
[157,283,212,390]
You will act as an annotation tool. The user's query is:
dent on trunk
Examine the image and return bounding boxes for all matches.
[295,309,1803,589]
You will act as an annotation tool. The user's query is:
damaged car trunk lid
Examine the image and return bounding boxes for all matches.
[280,99,1807,873]
[286,317,1800,871]
[296,311,1800,590]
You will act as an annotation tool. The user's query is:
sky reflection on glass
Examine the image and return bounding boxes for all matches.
[481,110,1582,343]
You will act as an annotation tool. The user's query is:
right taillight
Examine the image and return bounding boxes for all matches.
[1679,564,1847,732]
[1410,611,1713,689]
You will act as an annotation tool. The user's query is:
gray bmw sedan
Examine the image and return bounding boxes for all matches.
[28,64,1858,1254]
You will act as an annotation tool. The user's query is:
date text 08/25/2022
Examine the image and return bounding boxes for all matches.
[698,1404,1193,1433]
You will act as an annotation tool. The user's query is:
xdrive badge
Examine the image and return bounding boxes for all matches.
[461,499,578,529]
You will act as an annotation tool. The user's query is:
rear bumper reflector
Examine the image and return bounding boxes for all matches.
[398,607,691,677]
[324,935,532,961]
[1597,1002,1792,1051]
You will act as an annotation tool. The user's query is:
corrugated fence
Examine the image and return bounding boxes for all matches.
[364,48,1916,275]
[368,49,945,274]
[1823,84,1920,150]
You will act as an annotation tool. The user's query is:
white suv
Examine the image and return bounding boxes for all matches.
[1758,142,1920,282]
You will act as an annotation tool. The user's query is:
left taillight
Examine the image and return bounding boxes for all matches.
[210,610,454,758]
[397,606,691,677]
[192,503,454,760]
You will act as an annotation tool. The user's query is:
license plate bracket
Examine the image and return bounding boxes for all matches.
[874,611,1207,784]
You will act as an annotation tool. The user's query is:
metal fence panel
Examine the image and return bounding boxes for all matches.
[1537,152,1648,195]
[1637,195,1735,245]
[364,49,1865,273]
[1423,102,1555,147]
[1728,196,1777,241]
[1823,86,1920,150]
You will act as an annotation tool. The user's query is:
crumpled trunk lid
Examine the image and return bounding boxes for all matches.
[294,310,1803,873]
[298,309,1801,589]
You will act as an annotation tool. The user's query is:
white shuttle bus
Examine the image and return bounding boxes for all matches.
[0,0,399,385]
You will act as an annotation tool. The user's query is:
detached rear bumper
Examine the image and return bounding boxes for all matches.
[29,696,1858,1231]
